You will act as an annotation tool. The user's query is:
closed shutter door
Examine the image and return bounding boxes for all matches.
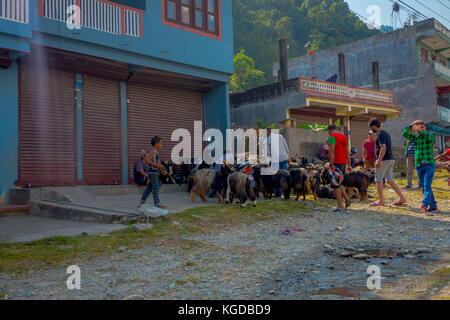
[350,119,370,159]
[127,83,204,182]
[82,75,122,184]
[19,63,77,187]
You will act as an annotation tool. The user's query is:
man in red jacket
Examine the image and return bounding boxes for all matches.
[327,125,352,212]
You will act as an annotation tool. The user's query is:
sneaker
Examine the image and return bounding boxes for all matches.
[157,204,167,209]
[333,208,346,213]
[429,207,438,213]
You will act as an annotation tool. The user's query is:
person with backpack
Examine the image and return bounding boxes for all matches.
[138,136,167,209]
[134,150,150,186]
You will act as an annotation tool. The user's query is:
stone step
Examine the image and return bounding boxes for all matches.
[29,201,131,224]
[0,205,29,217]
[10,184,189,205]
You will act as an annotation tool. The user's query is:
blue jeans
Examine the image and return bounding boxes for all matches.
[416,164,437,209]
[141,174,161,206]
[279,160,288,170]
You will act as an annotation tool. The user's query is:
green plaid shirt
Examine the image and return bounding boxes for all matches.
[402,126,435,167]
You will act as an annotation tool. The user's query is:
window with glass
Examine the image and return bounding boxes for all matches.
[164,0,220,36]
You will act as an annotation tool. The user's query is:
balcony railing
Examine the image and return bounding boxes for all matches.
[299,78,395,105]
[40,0,142,37]
[0,0,29,23]
[434,19,450,41]
[435,61,450,79]
[439,106,449,122]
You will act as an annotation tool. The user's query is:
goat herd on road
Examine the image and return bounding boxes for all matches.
[159,157,376,208]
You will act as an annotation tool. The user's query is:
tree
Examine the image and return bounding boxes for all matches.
[233,0,381,84]
[230,49,266,93]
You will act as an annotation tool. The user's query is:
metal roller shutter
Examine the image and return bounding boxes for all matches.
[18,63,77,187]
[127,83,204,182]
[82,75,122,185]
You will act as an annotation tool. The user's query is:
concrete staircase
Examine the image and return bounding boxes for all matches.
[8,184,189,223]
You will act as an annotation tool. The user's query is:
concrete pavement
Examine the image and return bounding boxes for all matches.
[0,216,129,243]
[1,190,221,243]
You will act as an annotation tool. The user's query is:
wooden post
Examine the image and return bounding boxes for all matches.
[372,62,380,90]
[279,39,288,92]
[338,53,346,84]
[346,116,352,152]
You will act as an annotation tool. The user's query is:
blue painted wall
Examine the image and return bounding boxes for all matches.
[0,62,18,204]
[31,0,233,80]
[204,82,230,135]
[1,1,233,80]
[0,0,232,199]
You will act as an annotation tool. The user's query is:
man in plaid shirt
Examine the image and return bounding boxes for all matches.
[402,120,437,215]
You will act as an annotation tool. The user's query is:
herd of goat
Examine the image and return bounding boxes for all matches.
[158,157,376,207]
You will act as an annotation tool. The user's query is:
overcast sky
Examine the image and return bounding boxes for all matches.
[345,0,450,29]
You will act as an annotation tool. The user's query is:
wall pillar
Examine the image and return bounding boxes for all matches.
[204,81,230,136]
[75,73,83,181]
[120,81,128,184]
[0,61,19,204]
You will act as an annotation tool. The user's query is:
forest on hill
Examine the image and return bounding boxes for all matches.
[232,0,382,91]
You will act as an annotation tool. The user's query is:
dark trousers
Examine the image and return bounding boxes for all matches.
[275,160,288,196]
[141,174,161,206]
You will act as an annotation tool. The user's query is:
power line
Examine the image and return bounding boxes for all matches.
[436,0,450,10]
[396,0,429,20]
[387,0,428,27]
[409,0,450,23]
[388,0,425,23]
[348,8,382,29]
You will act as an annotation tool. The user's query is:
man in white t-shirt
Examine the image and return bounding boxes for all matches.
[265,128,290,170]
[263,128,290,197]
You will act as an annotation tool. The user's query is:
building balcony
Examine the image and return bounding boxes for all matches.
[230,77,401,122]
[297,77,400,120]
[439,105,449,122]
[434,19,450,42]
[298,77,395,106]
[39,0,142,37]
[0,0,29,24]
[435,61,450,84]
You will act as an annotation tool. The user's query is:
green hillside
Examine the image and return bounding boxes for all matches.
[233,0,381,85]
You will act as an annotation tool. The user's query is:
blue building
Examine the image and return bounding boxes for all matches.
[0,0,233,203]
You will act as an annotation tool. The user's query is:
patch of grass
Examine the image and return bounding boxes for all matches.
[0,198,324,274]
[436,267,450,276]
[0,172,447,274]
[96,266,116,273]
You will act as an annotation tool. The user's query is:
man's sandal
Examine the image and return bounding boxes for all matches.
[370,202,385,207]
